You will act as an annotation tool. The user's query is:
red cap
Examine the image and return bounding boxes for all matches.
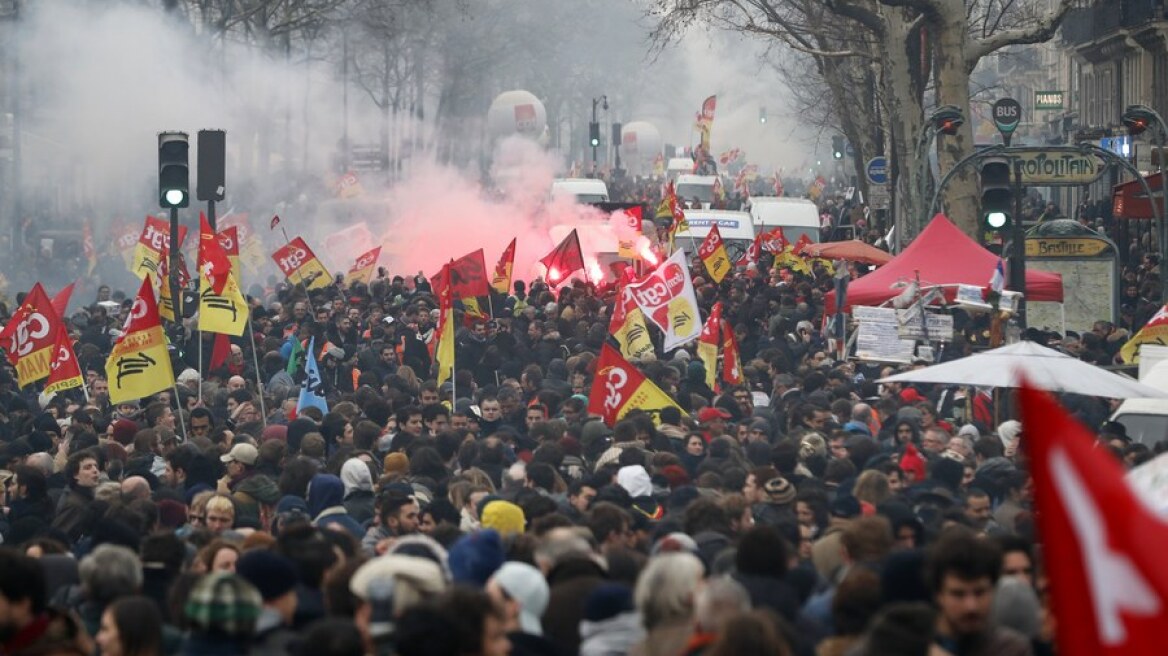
[698,407,732,423]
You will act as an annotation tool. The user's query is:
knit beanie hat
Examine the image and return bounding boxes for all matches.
[480,500,525,536]
[447,529,505,586]
[184,573,262,638]
[235,550,298,601]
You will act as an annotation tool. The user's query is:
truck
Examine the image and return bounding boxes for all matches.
[747,196,821,245]
[551,178,610,204]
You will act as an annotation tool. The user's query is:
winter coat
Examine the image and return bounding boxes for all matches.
[628,619,692,656]
[733,572,802,623]
[307,474,363,538]
[51,485,95,543]
[1,609,91,656]
[578,611,645,656]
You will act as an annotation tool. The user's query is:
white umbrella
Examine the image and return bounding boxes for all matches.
[877,340,1168,399]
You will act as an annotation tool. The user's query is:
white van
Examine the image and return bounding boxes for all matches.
[675,210,756,262]
[551,178,610,204]
[1110,345,1168,446]
[748,196,821,245]
[666,157,693,182]
[675,174,719,209]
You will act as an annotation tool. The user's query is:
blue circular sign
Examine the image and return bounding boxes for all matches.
[865,157,888,185]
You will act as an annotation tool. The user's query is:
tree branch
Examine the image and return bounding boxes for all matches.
[823,0,885,36]
[876,0,938,18]
[965,0,1074,69]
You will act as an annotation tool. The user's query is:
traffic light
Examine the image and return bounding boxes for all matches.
[1123,105,1155,136]
[979,157,1013,231]
[931,105,965,135]
[759,107,767,124]
[832,136,844,160]
[589,122,600,148]
[158,131,190,208]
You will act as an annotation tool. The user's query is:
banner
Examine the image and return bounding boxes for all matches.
[431,249,490,300]
[588,343,684,426]
[697,301,722,390]
[272,237,333,290]
[113,221,140,269]
[759,226,789,254]
[131,216,188,280]
[105,276,174,403]
[198,270,248,337]
[0,284,61,387]
[434,265,455,387]
[216,227,242,284]
[626,249,701,351]
[1122,305,1168,363]
[45,327,84,394]
[608,285,655,361]
[348,246,381,287]
[297,337,329,415]
[492,238,516,295]
[616,207,643,260]
[697,225,732,283]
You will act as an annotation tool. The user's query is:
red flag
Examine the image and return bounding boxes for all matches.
[0,284,64,386]
[721,321,743,386]
[45,327,83,394]
[210,333,231,370]
[1021,382,1168,655]
[51,283,74,320]
[430,249,490,300]
[736,234,761,267]
[759,227,789,254]
[587,343,682,426]
[199,212,232,294]
[540,229,585,286]
[82,220,97,274]
[270,214,281,230]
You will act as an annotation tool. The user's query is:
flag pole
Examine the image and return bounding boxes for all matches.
[246,315,268,427]
[171,381,188,441]
[276,219,316,314]
[197,333,203,404]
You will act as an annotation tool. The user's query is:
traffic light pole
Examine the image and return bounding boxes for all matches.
[1009,160,1026,329]
[168,206,182,326]
[591,99,599,172]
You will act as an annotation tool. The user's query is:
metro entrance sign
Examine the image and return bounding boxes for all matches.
[992,98,1022,147]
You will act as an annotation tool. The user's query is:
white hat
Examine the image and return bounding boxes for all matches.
[220,443,259,466]
[491,562,549,636]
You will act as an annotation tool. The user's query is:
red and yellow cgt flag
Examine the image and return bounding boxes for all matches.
[105,276,174,404]
[198,212,232,295]
[0,283,63,387]
[45,327,84,394]
[198,269,248,337]
[348,246,381,287]
[272,237,334,290]
[434,265,455,387]
[588,343,684,426]
[132,216,188,280]
[1121,304,1168,363]
[697,301,723,390]
[492,239,516,295]
[697,225,732,283]
[432,249,490,299]
[608,284,655,361]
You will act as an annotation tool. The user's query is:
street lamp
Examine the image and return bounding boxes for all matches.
[1123,104,1168,303]
[904,105,964,249]
[591,95,608,174]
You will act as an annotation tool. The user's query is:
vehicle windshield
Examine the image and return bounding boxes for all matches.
[1115,413,1168,446]
[677,183,714,203]
[573,194,608,204]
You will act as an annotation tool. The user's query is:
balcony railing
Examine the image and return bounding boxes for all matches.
[1061,0,1168,46]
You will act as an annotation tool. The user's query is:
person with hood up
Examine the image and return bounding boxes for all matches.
[578,583,644,656]
[306,473,364,539]
[340,458,375,524]
[486,561,558,656]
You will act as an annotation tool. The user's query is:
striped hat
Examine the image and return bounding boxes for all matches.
[184,572,262,638]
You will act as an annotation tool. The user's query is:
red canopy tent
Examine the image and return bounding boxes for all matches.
[1112,171,1164,219]
[825,214,1064,311]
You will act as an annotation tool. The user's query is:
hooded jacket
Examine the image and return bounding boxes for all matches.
[579,611,645,656]
[306,474,363,538]
[339,459,375,524]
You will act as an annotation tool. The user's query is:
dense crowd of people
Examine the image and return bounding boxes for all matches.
[0,180,1159,656]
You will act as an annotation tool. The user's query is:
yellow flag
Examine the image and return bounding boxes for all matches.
[697,225,732,283]
[105,276,174,404]
[609,287,654,361]
[1121,305,1168,363]
[697,302,723,390]
[198,271,248,336]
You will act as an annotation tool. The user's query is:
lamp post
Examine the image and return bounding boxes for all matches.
[1122,104,1168,303]
[905,105,964,250]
